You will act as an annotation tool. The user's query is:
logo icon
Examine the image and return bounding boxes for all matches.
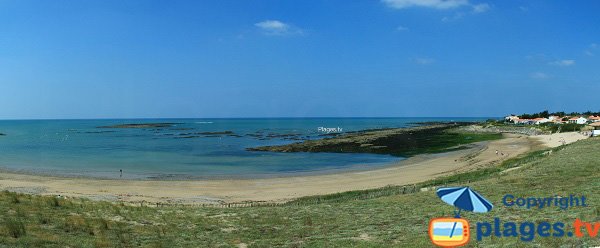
[429,217,470,247]
[429,187,493,247]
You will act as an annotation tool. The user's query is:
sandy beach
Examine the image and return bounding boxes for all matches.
[0,132,588,204]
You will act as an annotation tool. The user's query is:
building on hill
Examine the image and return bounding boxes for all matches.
[590,122,600,137]
[568,117,588,124]
[588,116,600,123]
[514,118,534,125]
[504,115,519,122]
[533,118,550,125]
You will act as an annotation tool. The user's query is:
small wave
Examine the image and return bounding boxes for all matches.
[195,121,214,124]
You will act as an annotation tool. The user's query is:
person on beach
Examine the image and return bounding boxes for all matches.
[120,169,123,178]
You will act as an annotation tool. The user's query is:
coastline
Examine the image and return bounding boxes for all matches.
[2,132,588,204]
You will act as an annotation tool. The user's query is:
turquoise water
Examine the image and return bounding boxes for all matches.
[0,118,489,179]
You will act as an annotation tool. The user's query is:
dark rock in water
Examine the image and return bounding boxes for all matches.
[174,135,201,139]
[0,133,5,136]
[247,122,486,157]
[84,131,117,134]
[197,131,234,135]
[98,123,182,129]
[245,133,263,138]
[318,133,341,137]
[266,133,302,138]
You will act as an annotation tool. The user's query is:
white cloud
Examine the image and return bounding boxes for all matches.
[585,43,598,56]
[530,72,549,80]
[254,20,302,36]
[442,12,465,22]
[549,60,575,67]
[472,3,490,13]
[396,25,409,31]
[382,0,469,10]
[414,57,435,64]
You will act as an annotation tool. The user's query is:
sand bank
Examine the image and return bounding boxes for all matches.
[0,132,587,204]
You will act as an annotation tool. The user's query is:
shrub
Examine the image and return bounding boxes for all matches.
[5,217,26,238]
[49,197,60,207]
[10,193,20,204]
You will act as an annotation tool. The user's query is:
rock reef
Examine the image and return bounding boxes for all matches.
[247,122,498,157]
[98,123,182,129]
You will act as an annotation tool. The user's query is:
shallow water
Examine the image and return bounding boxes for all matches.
[0,118,490,179]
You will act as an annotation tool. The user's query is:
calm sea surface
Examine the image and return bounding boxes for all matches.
[0,118,491,179]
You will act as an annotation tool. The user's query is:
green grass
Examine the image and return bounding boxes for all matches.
[250,124,503,157]
[1,138,600,247]
[484,120,587,133]
[398,131,503,156]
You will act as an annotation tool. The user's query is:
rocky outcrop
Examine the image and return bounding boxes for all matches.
[247,122,479,156]
[98,123,182,129]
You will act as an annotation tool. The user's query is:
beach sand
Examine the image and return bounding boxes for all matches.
[0,132,588,204]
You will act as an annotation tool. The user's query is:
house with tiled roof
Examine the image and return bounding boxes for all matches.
[588,116,600,122]
[568,117,588,124]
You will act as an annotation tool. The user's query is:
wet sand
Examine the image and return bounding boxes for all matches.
[0,132,587,204]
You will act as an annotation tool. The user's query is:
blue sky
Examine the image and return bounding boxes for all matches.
[1,0,599,119]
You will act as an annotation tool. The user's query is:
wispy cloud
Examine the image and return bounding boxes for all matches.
[382,0,469,10]
[585,43,598,56]
[472,3,490,13]
[413,57,435,64]
[442,12,465,22]
[530,72,549,80]
[396,25,409,31]
[382,0,490,13]
[549,59,575,67]
[254,20,303,36]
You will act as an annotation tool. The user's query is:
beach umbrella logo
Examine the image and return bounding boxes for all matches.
[429,187,493,247]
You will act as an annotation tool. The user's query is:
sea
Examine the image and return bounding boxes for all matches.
[0,118,491,179]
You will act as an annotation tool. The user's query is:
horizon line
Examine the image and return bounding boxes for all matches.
[0,116,502,121]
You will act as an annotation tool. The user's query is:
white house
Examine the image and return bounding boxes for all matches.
[533,118,550,125]
[568,117,588,124]
[590,122,600,137]
[504,115,519,123]
[514,119,535,125]
[588,116,600,123]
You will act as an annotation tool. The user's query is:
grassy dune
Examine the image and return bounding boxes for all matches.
[1,138,600,247]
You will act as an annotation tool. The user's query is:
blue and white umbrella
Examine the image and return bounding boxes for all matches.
[436,187,493,238]
[436,186,493,214]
